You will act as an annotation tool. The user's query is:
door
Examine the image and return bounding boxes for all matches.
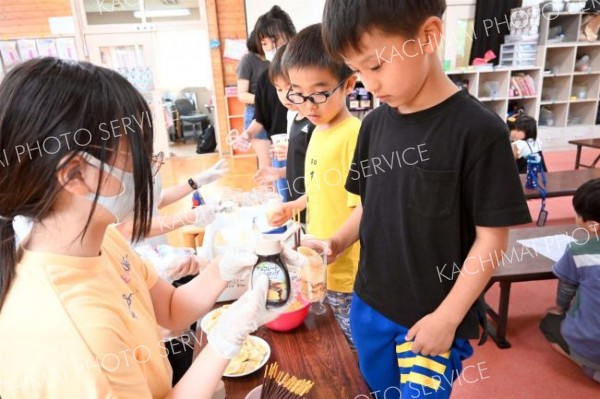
[444,2,477,69]
[85,33,169,155]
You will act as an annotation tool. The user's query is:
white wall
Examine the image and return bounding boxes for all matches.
[154,29,213,91]
[245,0,326,34]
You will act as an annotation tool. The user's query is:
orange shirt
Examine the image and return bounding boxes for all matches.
[0,226,172,398]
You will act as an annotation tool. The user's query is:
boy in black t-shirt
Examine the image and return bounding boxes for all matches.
[320,1,532,396]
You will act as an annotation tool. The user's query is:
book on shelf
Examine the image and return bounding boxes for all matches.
[510,74,537,97]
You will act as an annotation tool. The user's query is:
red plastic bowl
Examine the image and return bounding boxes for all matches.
[265,299,309,332]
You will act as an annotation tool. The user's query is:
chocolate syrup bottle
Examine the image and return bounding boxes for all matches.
[251,237,290,308]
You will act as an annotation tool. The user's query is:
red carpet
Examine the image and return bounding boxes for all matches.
[451,150,600,398]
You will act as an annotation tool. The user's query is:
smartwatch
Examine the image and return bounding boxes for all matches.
[188,178,198,190]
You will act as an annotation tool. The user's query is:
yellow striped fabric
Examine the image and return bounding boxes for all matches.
[414,356,447,375]
[400,372,442,390]
[396,342,413,353]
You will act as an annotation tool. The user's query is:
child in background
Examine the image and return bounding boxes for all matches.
[540,178,600,384]
[236,29,269,136]
[319,0,531,396]
[508,113,547,174]
[268,24,361,345]
[254,44,316,222]
[234,6,297,168]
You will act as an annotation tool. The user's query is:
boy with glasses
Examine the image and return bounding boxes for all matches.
[268,24,361,345]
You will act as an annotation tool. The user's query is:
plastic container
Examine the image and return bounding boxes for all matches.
[542,86,558,101]
[539,107,555,127]
[482,81,500,97]
[572,85,587,100]
[566,1,585,13]
[550,0,564,12]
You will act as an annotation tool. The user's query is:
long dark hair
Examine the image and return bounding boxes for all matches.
[0,58,155,309]
[247,29,262,56]
[254,6,296,50]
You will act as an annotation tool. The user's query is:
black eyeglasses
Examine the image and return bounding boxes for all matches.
[83,146,164,177]
[286,78,348,105]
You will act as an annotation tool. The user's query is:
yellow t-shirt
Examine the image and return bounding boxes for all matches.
[0,226,172,399]
[305,116,361,293]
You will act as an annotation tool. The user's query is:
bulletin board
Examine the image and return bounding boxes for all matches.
[245,0,326,34]
[0,37,78,80]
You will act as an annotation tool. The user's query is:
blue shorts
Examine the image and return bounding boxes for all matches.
[244,106,268,140]
[350,294,473,399]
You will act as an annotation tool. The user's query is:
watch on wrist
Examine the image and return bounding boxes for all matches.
[188,178,198,190]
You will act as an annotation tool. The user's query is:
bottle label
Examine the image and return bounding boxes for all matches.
[253,261,289,305]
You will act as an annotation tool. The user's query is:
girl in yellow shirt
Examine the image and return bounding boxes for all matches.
[0,58,289,399]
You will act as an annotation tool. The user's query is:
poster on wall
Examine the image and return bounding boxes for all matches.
[0,41,21,71]
[223,39,247,60]
[36,39,58,58]
[55,38,78,60]
[17,39,39,61]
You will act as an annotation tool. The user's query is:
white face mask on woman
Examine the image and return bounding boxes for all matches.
[265,48,277,62]
[80,152,136,223]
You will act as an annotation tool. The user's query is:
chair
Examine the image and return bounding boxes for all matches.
[174,99,209,143]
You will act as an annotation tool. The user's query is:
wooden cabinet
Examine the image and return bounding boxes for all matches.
[225,90,256,158]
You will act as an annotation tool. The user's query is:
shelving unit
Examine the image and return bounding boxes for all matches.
[536,11,600,150]
[447,66,543,121]
[224,90,256,158]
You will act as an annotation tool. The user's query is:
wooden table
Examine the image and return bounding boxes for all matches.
[485,224,588,349]
[196,305,371,398]
[569,138,600,169]
[520,168,600,199]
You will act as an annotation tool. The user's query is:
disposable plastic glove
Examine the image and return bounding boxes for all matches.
[208,275,279,358]
[231,129,252,152]
[218,250,258,282]
[193,159,229,187]
[160,254,205,283]
[193,204,218,227]
[280,244,308,270]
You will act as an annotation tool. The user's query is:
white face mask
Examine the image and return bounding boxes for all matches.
[265,48,277,62]
[81,153,136,223]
